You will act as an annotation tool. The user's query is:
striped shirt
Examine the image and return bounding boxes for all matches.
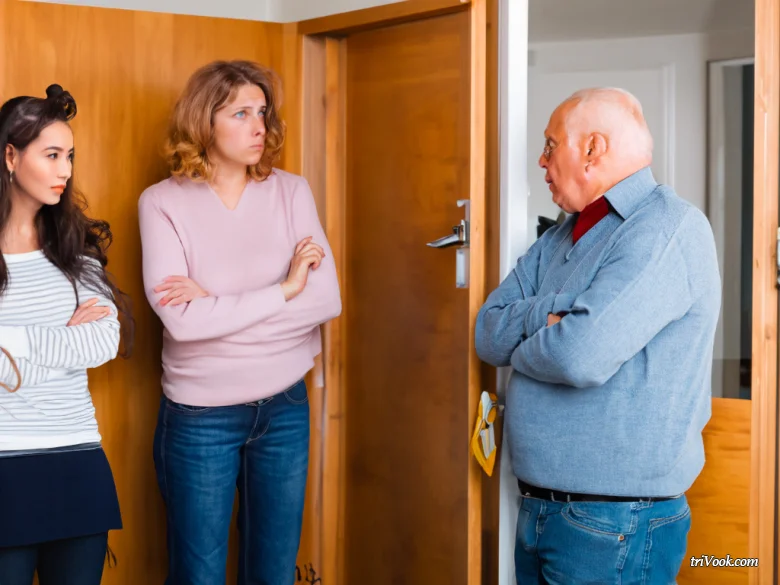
[0,250,119,451]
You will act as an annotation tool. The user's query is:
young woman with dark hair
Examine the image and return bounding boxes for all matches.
[0,84,133,585]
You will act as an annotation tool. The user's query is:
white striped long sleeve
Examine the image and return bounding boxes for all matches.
[0,251,119,451]
[0,260,119,371]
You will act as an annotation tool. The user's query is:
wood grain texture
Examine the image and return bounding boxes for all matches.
[297,0,471,36]
[480,0,501,581]
[679,398,751,585]
[342,11,472,585]
[467,1,488,584]
[321,37,348,585]
[751,0,780,582]
[0,2,309,582]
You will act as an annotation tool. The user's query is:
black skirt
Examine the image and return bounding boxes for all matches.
[0,445,122,548]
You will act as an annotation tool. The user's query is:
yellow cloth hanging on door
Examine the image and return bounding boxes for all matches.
[470,391,498,476]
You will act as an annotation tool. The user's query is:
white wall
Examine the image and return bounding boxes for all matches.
[497,0,529,581]
[524,29,753,399]
[526,28,754,234]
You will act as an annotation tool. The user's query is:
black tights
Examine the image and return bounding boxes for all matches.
[0,533,108,585]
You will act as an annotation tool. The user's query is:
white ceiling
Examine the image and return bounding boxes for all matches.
[24,0,755,40]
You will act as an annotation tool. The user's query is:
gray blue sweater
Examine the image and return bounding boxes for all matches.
[476,167,721,497]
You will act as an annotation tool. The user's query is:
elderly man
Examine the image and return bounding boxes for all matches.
[476,88,721,584]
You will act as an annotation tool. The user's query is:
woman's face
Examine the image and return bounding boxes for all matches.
[210,84,267,170]
[5,121,74,209]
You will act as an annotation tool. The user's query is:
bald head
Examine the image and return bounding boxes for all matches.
[539,87,654,213]
[563,87,653,165]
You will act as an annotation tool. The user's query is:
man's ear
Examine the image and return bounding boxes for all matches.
[585,133,607,167]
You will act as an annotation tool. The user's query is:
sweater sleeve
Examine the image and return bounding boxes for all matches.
[138,187,287,342]
[0,348,71,389]
[0,258,120,370]
[510,217,696,388]
[223,178,342,344]
[475,229,563,367]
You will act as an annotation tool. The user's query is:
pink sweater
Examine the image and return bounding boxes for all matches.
[137,169,341,406]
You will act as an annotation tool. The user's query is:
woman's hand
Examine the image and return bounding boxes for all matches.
[67,298,112,326]
[281,237,325,301]
[154,276,208,307]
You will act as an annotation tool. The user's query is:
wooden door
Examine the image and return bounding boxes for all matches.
[297,1,488,584]
[343,12,473,585]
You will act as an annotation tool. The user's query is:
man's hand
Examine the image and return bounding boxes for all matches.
[155,276,209,307]
[68,298,112,326]
[547,313,563,327]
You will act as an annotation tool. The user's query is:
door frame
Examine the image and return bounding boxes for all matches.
[293,1,490,584]
[751,0,779,582]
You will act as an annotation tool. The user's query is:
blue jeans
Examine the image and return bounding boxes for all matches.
[153,380,310,585]
[0,533,108,585]
[515,493,691,584]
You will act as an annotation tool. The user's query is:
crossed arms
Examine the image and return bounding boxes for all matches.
[0,268,120,389]
[475,222,695,388]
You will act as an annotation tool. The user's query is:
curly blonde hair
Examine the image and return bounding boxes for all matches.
[164,60,286,182]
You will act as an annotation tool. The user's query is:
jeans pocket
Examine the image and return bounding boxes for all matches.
[562,501,638,537]
[165,398,214,416]
[641,500,691,584]
[283,380,308,405]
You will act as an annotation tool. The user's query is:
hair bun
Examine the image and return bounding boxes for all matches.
[45,84,64,99]
[45,84,77,121]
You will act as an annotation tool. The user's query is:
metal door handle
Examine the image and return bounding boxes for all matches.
[427,200,470,288]
[427,221,468,248]
[426,200,470,248]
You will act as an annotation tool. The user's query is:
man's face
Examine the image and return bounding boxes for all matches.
[538,102,591,214]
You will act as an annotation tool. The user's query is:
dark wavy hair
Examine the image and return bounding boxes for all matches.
[0,84,134,357]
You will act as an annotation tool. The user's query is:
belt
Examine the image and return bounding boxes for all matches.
[517,480,677,503]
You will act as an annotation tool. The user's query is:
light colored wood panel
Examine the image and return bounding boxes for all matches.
[302,36,327,217]
[298,36,328,578]
[281,23,303,175]
[0,3,290,583]
[298,0,470,36]
[278,22,325,579]
[751,1,780,584]
[321,36,348,585]
[467,1,487,584]
[679,398,751,585]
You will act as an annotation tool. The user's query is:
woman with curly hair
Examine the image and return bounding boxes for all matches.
[138,60,341,584]
[0,84,133,585]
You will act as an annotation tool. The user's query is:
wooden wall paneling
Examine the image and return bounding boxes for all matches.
[467,1,488,583]
[0,3,292,583]
[284,22,328,581]
[752,0,780,582]
[678,398,752,585]
[321,36,348,585]
[481,0,501,581]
